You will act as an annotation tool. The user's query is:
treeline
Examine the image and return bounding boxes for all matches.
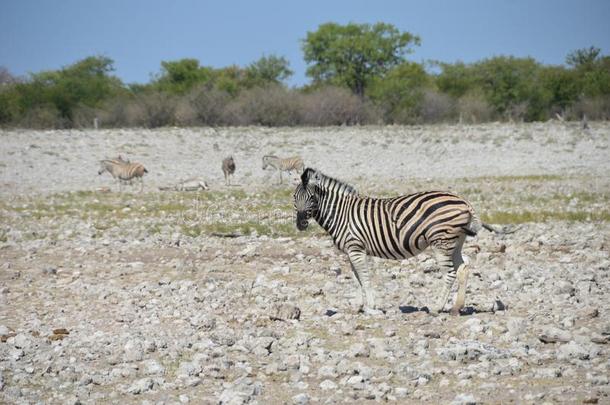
[0,22,608,128]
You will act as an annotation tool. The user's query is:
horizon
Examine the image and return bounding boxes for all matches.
[1,0,609,87]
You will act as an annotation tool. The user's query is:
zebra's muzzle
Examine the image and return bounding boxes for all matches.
[296,212,309,231]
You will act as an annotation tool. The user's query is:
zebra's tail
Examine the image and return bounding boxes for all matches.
[465,208,517,235]
[463,210,483,236]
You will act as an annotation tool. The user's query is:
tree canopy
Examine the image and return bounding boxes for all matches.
[0,34,608,128]
[302,22,420,96]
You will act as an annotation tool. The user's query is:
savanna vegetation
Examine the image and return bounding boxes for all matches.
[1,23,608,128]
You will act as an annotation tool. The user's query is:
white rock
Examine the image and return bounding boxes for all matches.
[319,379,338,390]
[126,378,154,394]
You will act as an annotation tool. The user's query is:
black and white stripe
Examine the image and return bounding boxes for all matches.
[262,155,305,184]
[98,159,148,192]
[294,168,484,315]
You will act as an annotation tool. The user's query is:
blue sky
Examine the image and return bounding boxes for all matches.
[1,0,609,87]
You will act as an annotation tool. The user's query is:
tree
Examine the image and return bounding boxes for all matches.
[244,54,293,87]
[155,58,213,94]
[435,62,479,99]
[0,67,19,86]
[566,46,601,69]
[302,22,420,96]
[540,65,580,111]
[473,56,550,120]
[24,56,123,124]
[368,62,430,122]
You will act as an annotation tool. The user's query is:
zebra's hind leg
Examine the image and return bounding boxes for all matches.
[430,234,466,315]
[347,246,381,315]
[449,234,467,315]
[450,264,469,315]
[430,242,458,314]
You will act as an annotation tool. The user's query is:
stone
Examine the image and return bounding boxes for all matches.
[126,378,154,394]
[177,361,201,378]
[292,393,310,405]
[319,379,338,390]
[452,393,477,405]
[557,342,590,360]
[270,304,301,321]
[539,327,571,344]
[349,343,370,358]
[123,340,144,362]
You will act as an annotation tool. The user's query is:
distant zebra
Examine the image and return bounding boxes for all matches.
[115,155,130,164]
[262,155,305,184]
[98,159,148,192]
[222,156,236,185]
[294,168,494,315]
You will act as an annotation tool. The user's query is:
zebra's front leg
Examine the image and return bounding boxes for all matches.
[279,170,283,185]
[347,247,381,315]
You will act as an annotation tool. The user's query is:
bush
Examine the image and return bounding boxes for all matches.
[224,85,301,126]
[456,91,494,123]
[566,95,610,121]
[71,104,100,128]
[19,105,67,129]
[184,85,231,126]
[418,90,456,123]
[135,92,177,128]
[300,86,379,125]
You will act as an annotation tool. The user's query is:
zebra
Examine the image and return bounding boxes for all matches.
[294,168,494,316]
[262,155,305,184]
[98,159,148,192]
[115,155,130,164]
[222,156,236,185]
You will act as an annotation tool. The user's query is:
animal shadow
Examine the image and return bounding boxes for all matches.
[399,305,430,314]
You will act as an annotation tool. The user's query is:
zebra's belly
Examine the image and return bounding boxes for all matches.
[344,223,430,260]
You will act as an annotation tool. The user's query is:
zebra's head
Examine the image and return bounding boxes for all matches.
[294,168,321,230]
[261,155,274,170]
[98,160,110,175]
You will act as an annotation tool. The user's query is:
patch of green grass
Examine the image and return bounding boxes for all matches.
[146,223,163,235]
[472,174,563,183]
[483,210,610,224]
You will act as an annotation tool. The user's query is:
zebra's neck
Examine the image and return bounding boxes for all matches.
[264,156,280,168]
[313,177,357,241]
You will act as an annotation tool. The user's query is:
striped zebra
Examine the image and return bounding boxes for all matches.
[98,159,148,192]
[294,168,493,316]
[222,156,236,185]
[262,155,305,184]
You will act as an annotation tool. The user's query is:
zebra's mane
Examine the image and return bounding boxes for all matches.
[302,168,357,196]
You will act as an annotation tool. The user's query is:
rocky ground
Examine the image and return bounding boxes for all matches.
[0,122,609,404]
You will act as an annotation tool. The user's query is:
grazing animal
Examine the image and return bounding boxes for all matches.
[222,156,236,185]
[294,168,492,315]
[115,155,130,164]
[98,159,148,192]
[262,155,305,184]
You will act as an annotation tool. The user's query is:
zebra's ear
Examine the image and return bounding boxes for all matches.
[301,168,314,187]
